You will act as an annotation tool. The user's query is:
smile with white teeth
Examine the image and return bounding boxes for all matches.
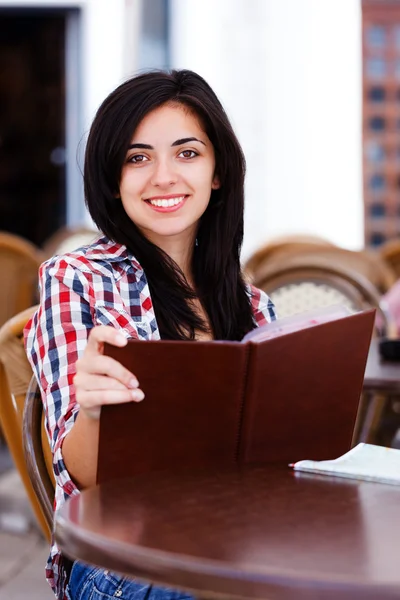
[147,196,185,207]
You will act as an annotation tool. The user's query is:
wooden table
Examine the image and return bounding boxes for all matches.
[356,339,400,444]
[55,465,400,600]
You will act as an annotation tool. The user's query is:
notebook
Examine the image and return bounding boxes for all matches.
[291,443,400,486]
[97,306,375,483]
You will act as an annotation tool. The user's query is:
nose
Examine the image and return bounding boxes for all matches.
[150,157,178,188]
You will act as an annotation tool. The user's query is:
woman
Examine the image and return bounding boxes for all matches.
[25,69,276,600]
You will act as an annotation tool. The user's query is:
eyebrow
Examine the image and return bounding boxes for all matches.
[128,137,206,150]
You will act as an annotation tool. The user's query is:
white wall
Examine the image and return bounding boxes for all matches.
[169,0,364,258]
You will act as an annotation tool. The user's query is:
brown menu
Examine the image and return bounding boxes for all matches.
[97,309,375,484]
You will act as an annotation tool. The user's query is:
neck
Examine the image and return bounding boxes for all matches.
[144,229,196,284]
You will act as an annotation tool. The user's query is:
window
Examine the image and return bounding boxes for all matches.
[370,203,386,217]
[366,58,386,78]
[370,232,386,246]
[366,25,387,47]
[368,86,386,101]
[370,174,385,191]
[366,141,385,162]
[369,116,386,131]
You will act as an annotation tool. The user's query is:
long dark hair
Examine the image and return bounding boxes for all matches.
[84,69,256,340]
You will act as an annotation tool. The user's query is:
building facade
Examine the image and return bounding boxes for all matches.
[362,0,400,248]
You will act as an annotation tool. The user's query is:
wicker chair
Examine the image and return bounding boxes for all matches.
[252,254,388,334]
[23,376,54,533]
[244,234,335,279]
[0,306,54,540]
[0,231,43,329]
[245,237,396,295]
[378,238,400,280]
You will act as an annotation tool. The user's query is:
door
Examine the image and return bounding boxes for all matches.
[0,9,66,247]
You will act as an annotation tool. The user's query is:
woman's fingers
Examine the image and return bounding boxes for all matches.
[74,373,145,402]
[74,325,144,419]
[75,378,145,420]
[78,388,145,406]
[76,388,144,420]
[85,325,127,357]
[74,373,144,402]
[74,373,133,392]
[77,352,138,389]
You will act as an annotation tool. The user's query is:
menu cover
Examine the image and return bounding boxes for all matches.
[97,307,375,484]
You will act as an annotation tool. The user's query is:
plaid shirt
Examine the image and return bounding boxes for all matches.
[24,235,276,600]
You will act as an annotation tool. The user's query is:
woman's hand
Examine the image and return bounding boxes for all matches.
[73,325,145,419]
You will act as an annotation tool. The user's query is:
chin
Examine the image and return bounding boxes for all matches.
[150,226,193,239]
[141,219,197,239]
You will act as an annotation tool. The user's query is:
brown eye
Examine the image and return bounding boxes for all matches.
[179,150,198,159]
[128,154,148,164]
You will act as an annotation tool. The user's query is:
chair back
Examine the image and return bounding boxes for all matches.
[0,306,54,540]
[42,226,98,259]
[244,234,335,278]
[0,231,43,329]
[378,238,400,280]
[252,255,387,334]
[245,236,396,295]
[23,376,54,531]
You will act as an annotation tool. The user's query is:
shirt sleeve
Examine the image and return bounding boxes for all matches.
[24,256,96,500]
[249,285,277,326]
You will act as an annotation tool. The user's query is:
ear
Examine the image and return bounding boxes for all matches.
[211,175,221,190]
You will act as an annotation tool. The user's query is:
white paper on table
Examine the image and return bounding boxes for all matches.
[290,443,400,485]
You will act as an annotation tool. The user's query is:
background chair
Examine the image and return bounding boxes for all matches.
[23,376,54,532]
[245,235,396,295]
[378,238,400,281]
[0,231,43,329]
[0,306,53,540]
[41,226,99,260]
[252,254,387,327]
[244,234,336,279]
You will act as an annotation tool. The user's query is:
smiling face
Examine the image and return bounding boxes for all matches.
[118,103,220,249]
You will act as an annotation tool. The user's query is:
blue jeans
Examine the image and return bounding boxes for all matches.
[66,561,195,600]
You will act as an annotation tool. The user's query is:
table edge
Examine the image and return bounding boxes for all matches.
[55,506,400,599]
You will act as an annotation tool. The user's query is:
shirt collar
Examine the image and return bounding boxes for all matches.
[82,235,143,272]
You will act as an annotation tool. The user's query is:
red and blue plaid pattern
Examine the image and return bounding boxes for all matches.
[24,235,276,599]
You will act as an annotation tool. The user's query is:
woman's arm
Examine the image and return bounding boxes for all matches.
[25,257,144,492]
[63,325,143,488]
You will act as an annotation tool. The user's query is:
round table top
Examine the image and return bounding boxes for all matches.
[364,339,400,392]
[55,465,400,600]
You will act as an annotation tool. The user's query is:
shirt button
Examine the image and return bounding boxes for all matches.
[115,590,123,597]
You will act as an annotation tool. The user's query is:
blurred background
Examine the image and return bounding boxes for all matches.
[0,0,390,259]
[2,0,400,597]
